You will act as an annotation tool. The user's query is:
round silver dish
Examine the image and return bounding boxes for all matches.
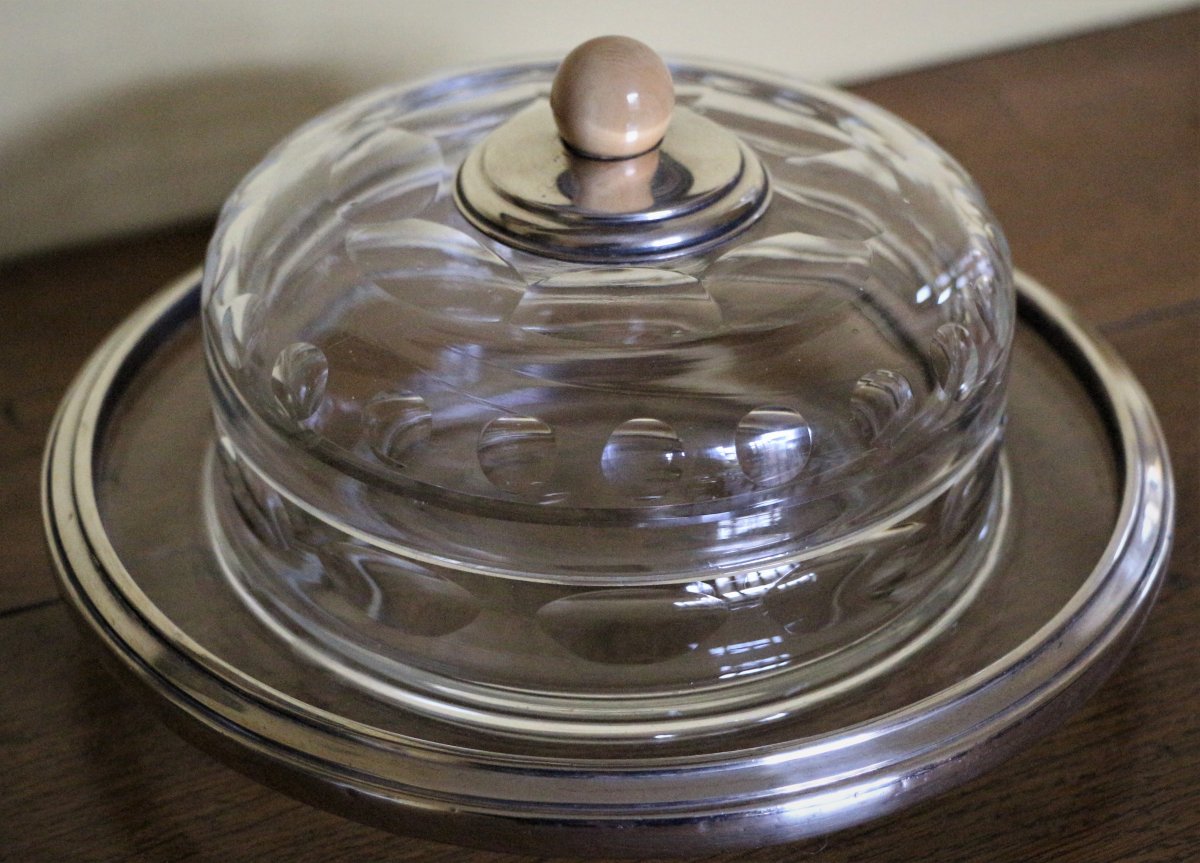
[44,270,1172,857]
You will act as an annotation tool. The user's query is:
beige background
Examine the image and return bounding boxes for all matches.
[1,0,1191,258]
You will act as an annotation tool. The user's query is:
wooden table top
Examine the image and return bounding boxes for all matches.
[1,11,1195,862]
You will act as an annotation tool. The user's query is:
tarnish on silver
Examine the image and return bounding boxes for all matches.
[43,271,1173,856]
[455,103,770,261]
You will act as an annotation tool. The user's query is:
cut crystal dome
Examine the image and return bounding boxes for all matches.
[201,59,1014,738]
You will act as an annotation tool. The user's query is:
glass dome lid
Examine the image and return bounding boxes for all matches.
[200,37,1015,738]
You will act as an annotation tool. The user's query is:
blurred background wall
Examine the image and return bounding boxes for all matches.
[0,0,1191,259]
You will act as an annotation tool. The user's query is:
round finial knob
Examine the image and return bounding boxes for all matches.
[550,36,675,160]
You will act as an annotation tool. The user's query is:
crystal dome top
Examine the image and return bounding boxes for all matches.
[201,41,1014,737]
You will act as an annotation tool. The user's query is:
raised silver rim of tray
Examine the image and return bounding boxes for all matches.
[43,269,1173,856]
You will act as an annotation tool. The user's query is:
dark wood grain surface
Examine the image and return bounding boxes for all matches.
[1,12,1196,862]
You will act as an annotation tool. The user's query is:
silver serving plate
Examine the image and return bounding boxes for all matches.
[44,270,1172,857]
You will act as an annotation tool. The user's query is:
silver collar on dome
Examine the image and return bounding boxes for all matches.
[454,37,769,262]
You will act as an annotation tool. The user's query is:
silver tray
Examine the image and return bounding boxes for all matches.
[44,270,1173,857]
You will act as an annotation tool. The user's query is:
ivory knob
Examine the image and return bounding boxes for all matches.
[550,36,674,160]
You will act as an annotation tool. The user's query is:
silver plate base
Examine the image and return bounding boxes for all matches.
[44,271,1173,857]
